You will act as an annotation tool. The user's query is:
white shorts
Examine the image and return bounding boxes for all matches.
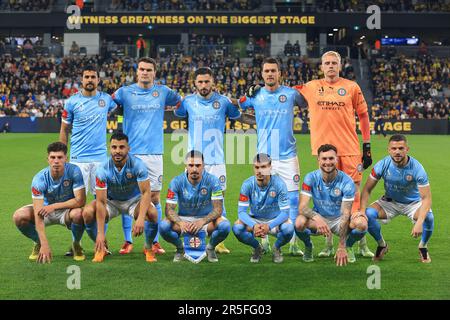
[204,164,227,191]
[375,198,424,224]
[179,216,229,235]
[251,217,291,236]
[25,204,71,228]
[271,156,300,192]
[322,216,342,235]
[135,154,163,192]
[106,196,141,221]
[72,161,102,195]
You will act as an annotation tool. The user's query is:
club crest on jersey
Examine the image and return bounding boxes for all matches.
[200,188,208,196]
[278,95,287,103]
[337,88,347,96]
[213,101,221,109]
[63,180,71,187]
[333,188,341,196]
[219,175,226,183]
[406,175,413,181]
[152,91,159,97]
[126,172,133,179]
[98,99,106,108]
[269,190,276,198]
[293,174,300,183]
[357,164,363,172]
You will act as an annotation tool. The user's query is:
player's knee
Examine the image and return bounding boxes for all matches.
[351,218,367,232]
[82,205,95,223]
[366,207,379,221]
[217,220,231,235]
[13,208,31,226]
[232,222,246,236]
[295,215,306,231]
[280,222,294,238]
[158,219,172,236]
[70,208,84,224]
[146,205,158,222]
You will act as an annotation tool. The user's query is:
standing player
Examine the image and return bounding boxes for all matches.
[59,65,116,255]
[295,144,368,266]
[294,51,374,258]
[13,142,86,263]
[82,133,159,263]
[360,134,434,263]
[159,151,231,263]
[113,57,182,255]
[238,57,306,255]
[233,153,294,263]
[174,67,241,254]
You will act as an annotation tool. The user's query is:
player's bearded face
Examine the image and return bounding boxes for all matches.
[82,71,99,92]
[388,141,409,164]
[254,162,271,182]
[262,63,280,87]
[48,152,66,173]
[195,75,214,97]
[137,62,155,85]
[186,158,203,181]
[318,151,338,174]
[110,140,129,164]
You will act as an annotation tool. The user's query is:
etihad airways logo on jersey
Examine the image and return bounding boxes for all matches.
[193,115,220,122]
[79,113,103,123]
[318,101,346,107]
[261,109,288,116]
[131,104,161,111]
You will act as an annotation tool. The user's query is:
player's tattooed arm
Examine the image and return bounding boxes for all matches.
[203,199,223,225]
[59,121,72,145]
[300,207,318,219]
[165,203,181,224]
[338,201,353,247]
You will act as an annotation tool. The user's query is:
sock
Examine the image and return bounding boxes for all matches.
[154,203,162,244]
[121,214,133,243]
[295,228,313,248]
[17,222,40,243]
[366,207,385,246]
[232,223,259,249]
[420,211,434,247]
[222,202,227,218]
[209,220,231,248]
[85,221,98,242]
[275,222,294,249]
[288,191,299,245]
[159,220,182,249]
[144,220,158,249]
[71,223,85,243]
[104,222,109,235]
[346,229,366,248]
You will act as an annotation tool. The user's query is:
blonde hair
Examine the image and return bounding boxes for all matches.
[321,51,342,65]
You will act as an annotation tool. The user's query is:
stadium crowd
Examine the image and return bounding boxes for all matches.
[108,0,262,11]
[0,0,51,11]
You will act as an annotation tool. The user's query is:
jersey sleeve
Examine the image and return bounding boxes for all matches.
[238,95,253,111]
[107,94,117,112]
[165,87,182,107]
[352,82,368,115]
[112,87,123,106]
[370,160,384,181]
[62,98,73,124]
[293,83,311,105]
[72,165,85,192]
[135,159,150,182]
[31,174,45,200]
[166,178,179,205]
[300,173,313,198]
[174,98,188,118]
[293,89,307,108]
[342,178,356,202]
[237,181,255,228]
[225,96,241,119]
[415,162,430,187]
[211,176,224,201]
[238,181,251,208]
[95,166,108,191]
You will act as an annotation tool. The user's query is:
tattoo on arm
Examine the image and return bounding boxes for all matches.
[338,201,353,244]
[300,207,318,220]
[204,200,223,224]
[165,203,181,223]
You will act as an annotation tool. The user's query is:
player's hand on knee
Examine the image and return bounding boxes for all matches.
[411,222,423,238]
[37,245,52,264]
[133,218,145,237]
[38,205,54,217]
[191,220,204,234]
[335,247,348,267]
[314,217,331,236]
[246,84,262,98]
[179,221,190,234]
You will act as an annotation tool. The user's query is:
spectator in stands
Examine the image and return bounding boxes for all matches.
[246,38,255,58]
[284,40,293,56]
[293,40,301,57]
[136,35,146,58]
[1,121,10,133]
[69,41,80,55]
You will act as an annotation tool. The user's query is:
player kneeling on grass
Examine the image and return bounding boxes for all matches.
[360,134,434,263]
[82,132,159,263]
[159,151,231,263]
[13,142,86,263]
[295,144,368,266]
[232,153,294,263]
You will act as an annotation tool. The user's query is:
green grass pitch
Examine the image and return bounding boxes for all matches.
[0,133,449,299]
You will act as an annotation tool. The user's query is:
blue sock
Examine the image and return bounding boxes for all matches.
[85,221,98,242]
[144,220,158,249]
[209,220,231,248]
[154,203,162,243]
[104,222,108,235]
[17,222,39,243]
[421,211,434,245]
[232,223,259,249]
[346,229,366,248]
[121,214,133,243]
[295,228,313,248]
[366,207,383,243]
[71,223,85,243]
[275,222,294,249]
[288,191,299,223]
[159,220,182,249]
[222,202,227,218]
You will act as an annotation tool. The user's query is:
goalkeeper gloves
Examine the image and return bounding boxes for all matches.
[362,142,373,169]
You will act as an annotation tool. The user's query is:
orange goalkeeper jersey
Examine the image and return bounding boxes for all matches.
[295,78,368,156]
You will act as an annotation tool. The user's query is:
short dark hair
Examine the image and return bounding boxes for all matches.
[389,134,407,143]
[317,144,338,155]
[194,67,214,79]
[47,142,67,155]
[82,64,98,76]
[110,132,129,142]
[262,57,280,70]
[185,150,204,162]
[253,153,272,165]
[138,57,157,70]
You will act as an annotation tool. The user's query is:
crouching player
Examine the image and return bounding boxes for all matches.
[361,134,434,263]
[13,142,86,263]
[232,153,294,263]
[159,151,231,263]
[295,144,368,266]
[82,132,159,263]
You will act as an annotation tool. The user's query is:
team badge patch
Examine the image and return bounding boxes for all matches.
[98,99,106,108]
[219,175,226,184]
[63,180,70,187]
[278,95,287,103]
[406,175,413,181]
[337,88,347,96]
[184,230,207,264]
[213,101,221,109]
[357,164,363,172]
[152,91,159,97]
[269,191,276,198]
[200,188,208,196]
[333,188,341,196]
[293,174,300,183]
[126,172,133,179]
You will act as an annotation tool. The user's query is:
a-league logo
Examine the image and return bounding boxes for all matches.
[152,91,159,97]
[279,95,287,103]
[189,236,202,248]
[200,188,208,195]
[213,101,221,109]
[98,99,106,108]
[337,88,346,96]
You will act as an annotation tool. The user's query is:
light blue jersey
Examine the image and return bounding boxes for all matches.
[95,155,149,201]
[174,92,241,165]
[301,169,355,218]
[166,171,223,217]
[62,91,116,162]
[113,83,181,155]
[239,85,306,160]
[370,156,429,204]
[238,175,290,226]
[31,163,85,205]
